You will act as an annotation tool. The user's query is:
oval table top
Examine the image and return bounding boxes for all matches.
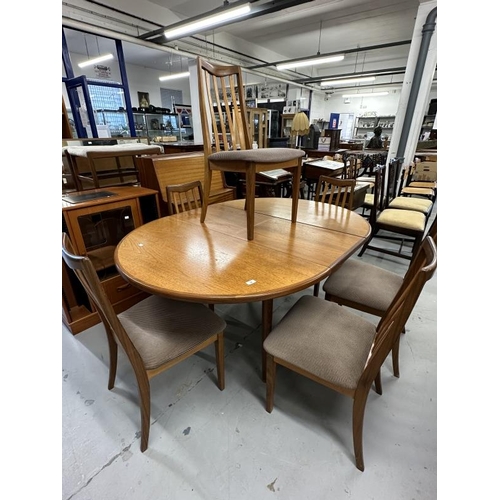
[115,198,371,304]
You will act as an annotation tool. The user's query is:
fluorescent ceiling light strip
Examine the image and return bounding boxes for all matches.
[159,71,190,81]
[321,76,376,86]
[78,54,113,68]
[164,4,251,39]
[276,55,344,71]
[342,92,389,98]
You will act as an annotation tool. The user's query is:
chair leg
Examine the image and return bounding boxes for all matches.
[208,303,215,311]
[200,167,213,224]
[409,234,423,265]
[245,169,256,240]
[265,354,276,413]
[290,162,301,223]
[106,334,118,390]
[374,370,383,395]
[392,334,401,378]
[358,231,375,257]
[352,391,370,472]
[215,332,225,391]
[138,378,151,452]
[313,282,320,297]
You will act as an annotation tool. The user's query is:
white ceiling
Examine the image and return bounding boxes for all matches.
[62,0,435,93]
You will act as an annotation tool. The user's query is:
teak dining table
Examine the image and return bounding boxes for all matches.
[115,198,371,380]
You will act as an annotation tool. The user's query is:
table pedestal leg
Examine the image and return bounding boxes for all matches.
[261,299,273,381]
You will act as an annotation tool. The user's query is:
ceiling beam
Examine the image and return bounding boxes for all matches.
[248,40,412,70]
[295,67,408,84]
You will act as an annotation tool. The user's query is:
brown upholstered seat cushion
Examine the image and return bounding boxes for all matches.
[388,196,433,214]
[208,148,304,163]
[377,208,426,231]
[263,295,376,390]
[323,259,403,313]
[119,295,226,371]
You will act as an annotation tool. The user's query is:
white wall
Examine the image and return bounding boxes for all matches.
[310,87,437,124]
[67,51,193,108]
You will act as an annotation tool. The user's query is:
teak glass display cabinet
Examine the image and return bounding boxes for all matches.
[246,108,268,148]
[62,186,160,334]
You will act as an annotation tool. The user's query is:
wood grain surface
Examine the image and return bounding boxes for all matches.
[115,198,371,304]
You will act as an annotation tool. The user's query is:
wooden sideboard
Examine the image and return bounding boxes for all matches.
[62,186,160,334]
[136,152,236,217]
[155,142,204,154]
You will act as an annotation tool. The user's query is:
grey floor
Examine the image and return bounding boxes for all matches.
[62,217,437,500]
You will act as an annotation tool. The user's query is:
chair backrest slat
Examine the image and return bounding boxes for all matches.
[368,163,387,224]
[166,180,204,215]
[315,175,356,210]
[197,57,251,157]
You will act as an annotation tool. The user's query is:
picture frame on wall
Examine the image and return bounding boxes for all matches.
[138,91,150,108]
[258,83,287,99]
[245,85,257,99]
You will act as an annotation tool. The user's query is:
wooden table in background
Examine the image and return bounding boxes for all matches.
[302,159,345,199]
[115,198,371,379]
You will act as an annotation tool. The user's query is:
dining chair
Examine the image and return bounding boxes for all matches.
[166,180,204,215]
[196,57,305,240]
[263,235,437,471]
[312,175,357,297]
[322,216,437,377]
[314,175,357,210]
[399,162,436,201]
[387,195,434,223]
[357,163,427,263]
[62,232,226,452]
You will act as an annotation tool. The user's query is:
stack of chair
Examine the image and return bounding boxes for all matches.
[358,163,428,263]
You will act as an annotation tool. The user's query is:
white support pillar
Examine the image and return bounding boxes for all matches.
[388,0,437,174]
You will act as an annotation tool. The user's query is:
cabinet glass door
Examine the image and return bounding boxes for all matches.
[77,206,135,278]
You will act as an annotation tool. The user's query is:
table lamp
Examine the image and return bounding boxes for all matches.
[291,111,310,149]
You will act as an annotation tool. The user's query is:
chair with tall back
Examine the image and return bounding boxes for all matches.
[196,57,305,240]
[322,216,437,377]
[62,232,226,452]
[166,180,204,215]
[263,235,437,471]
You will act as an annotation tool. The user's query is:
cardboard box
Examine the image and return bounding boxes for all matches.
[413,161,437,181]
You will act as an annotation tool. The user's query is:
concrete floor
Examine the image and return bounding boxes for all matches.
[62,223,437,500]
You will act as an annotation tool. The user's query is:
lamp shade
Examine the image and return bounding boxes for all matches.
[291,112,310,136]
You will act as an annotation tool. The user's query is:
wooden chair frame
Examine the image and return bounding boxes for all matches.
[265,236,437,470]
[166,180,204,215]
[196,56,303,240]
[324,217,437,377]
[62,233,225,451]
[314,175,356,210]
